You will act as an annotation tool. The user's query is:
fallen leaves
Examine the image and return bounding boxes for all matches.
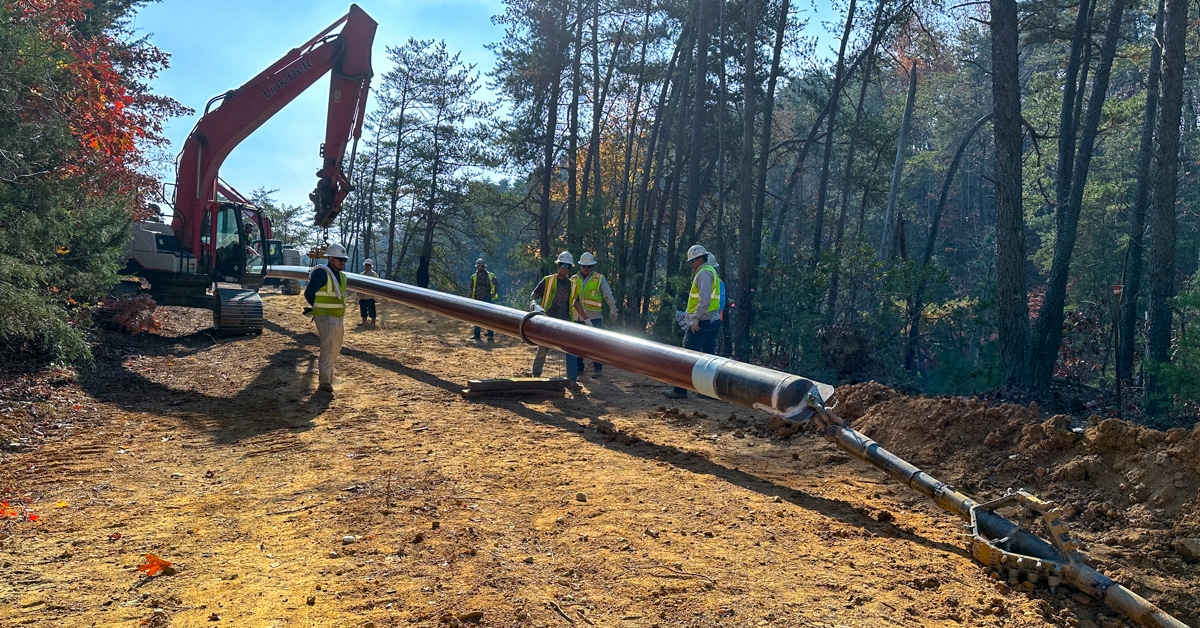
[137,553,172,577]
[0,501,38,521]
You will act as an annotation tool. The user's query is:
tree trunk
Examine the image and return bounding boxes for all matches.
[362,142,381,262]
[383,111,409,279]
[616,0,653,308]
[734,0,757,361]
[904,113,993,370]
[826,0,885,318]
[879,61,919,262]
[538,1,571,272]
[631,34,688,316]
[1146,0,1188,412]
[566,1,584,252]
[990,0,1030,387]
[1118,0,1163,383]
[682,0,713,249]
[418,119,443,288]
[810,0,855,271]
[1029,0,1127,392]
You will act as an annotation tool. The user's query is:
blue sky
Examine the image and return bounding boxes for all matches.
[132,0,838,219]
[131,0,507,214]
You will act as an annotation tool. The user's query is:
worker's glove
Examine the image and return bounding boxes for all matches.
[584,319,593,327]
[609,310,618,323]
[529,301,545,314]
[689,319,701,332]
[675,310,689,330]
[302,306,313,316]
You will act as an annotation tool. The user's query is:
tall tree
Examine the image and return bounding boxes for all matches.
[376,40,427,279]
[1146,0,1188,409]
[990,0,1030,386]
[811,0,856,270]
[1118,0,1164,384]
[396,41,495,288]
[681,0,715,249]
[1029,0,1127,391]
[879,60,919,261]
[734,0,758,361]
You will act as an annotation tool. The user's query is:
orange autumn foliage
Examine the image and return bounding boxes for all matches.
[137,553,172,577]
[9,0,189,217]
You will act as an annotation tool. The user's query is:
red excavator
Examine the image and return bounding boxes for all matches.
[123,4,376,335]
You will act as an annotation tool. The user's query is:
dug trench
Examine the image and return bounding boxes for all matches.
[0,291,1197,627]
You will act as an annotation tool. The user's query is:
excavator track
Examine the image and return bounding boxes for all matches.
[213,286,263,336]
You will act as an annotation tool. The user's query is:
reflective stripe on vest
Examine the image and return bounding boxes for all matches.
[578,272,605,312]
[686,264,720,315]
[311,267,347,317]
[540,275,579,311]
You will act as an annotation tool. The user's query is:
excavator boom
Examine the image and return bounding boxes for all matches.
[124,5,375,336]
[171,4,376,269]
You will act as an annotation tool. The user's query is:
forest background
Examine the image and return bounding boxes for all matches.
[2,0,1199,422]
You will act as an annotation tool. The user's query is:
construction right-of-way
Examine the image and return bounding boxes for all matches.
[269,264,1191,628]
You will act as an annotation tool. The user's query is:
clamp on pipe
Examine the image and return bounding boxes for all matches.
[518,310,543,345]
[968,490,1076,591]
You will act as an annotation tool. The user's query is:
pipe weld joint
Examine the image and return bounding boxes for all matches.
[518,311,543,345]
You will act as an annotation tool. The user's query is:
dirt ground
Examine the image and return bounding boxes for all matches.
[1,291,1198,627]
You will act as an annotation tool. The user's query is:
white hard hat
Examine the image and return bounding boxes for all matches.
[324,243,349,259]
[476,258,485,266]
[686,244,709,263]
[363,258,373,266]
[578,252,597,266]
[556,251,574,266]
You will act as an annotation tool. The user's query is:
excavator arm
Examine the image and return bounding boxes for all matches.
[171,4,376,269]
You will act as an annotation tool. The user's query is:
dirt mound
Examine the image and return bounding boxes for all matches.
[840,382,1200,619]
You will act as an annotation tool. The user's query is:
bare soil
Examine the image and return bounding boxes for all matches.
[1,292,1198,627]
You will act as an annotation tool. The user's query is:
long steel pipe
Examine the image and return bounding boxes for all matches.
[269,266,835,422]
[266,266,1189,627]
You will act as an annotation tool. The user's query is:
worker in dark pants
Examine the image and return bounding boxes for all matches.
[357,258,378,326]
[470,258,498,342]
[572,252,618,377]
[531,252,591,385]
[663,245,721,400]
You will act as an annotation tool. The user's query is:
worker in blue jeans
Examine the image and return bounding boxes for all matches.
[663,245,722,400]
[572,252,618,377]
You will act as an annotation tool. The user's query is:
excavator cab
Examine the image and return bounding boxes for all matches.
[213,203,268,286]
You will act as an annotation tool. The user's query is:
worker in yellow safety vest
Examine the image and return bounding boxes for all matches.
[572,252,618,377]
[662,244,721,400]
[530,251,590,385]
[469,258,499,342]
[304,243,349,394]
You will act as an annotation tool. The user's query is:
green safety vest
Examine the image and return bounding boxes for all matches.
[576,272,606,312]
[470,271,497,300]
[540,274,579,312]
[311,266,347,317]
[686,263,720,315]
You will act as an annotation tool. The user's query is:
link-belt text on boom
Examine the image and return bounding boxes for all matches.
[261,59,314,99]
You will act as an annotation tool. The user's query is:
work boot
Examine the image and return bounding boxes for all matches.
[661,388,686,400]
[318,383,334,393]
